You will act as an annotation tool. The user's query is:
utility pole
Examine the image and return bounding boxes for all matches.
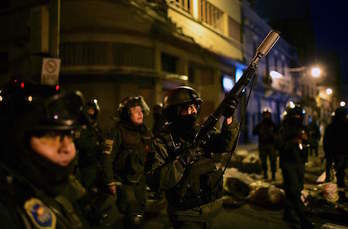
[49,0,60,58]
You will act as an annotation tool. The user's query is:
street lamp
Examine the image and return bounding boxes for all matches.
[326,88,333,95]
[287,65,323,78]
[311,66,321,78]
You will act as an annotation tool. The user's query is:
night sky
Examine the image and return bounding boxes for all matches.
[251,0,348,99]
[310,0,348,83]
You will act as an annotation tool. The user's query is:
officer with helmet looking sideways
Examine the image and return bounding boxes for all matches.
[101,96,151,228]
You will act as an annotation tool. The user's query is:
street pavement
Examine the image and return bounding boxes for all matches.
[142,144,348,229]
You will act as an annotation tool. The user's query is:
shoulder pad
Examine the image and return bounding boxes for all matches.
[24,198,56,229]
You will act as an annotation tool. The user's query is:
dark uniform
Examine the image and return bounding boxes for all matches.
[253,109,277,180]
[146,87,239,228]
[0,80,88,228]
[277,103,313,229]
[307,118,321,157]
[75,99,104,190]
[152,103,165,136]
[102,96,151,227]
[323,107,348,192]
[75,100,121,227]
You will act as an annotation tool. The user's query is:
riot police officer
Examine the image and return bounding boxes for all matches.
[146,86,240,228]
[253,108,277,180]
[278,102,313,228]
[307,115,321,157]
[75,99,104,190]
[0,80,87,228]
[323,106,348,199]
[102,96,151,228]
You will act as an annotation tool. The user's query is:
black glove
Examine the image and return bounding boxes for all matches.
[223,97,238,117]
[177,148,201,167]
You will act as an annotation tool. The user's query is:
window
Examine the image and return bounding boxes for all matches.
[161,53,178,73]
[170,0,192,13]
[228,16,241,42]
[200,0,224,32]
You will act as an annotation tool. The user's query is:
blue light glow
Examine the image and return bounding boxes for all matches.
[235,68,243,82]
[222,75,234,92]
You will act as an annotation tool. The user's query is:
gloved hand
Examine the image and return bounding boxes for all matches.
[223,97,238,117]
[177,148,201,167]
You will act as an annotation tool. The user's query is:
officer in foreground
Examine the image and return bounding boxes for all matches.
[277,102,313,228]
[253,108,278,180]
[146,86,239,228]
[102,96,151,228]
[323,106,348,200]
[0,80,87,228]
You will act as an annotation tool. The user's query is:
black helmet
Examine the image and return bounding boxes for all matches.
[85,98,100,122]
[262,107,272,118]
[333,106,348,122]
[163,86,202,121]
[117,96,150,121]
[86,99,100,113]
[284,101,305,121]
[0,80,84,146]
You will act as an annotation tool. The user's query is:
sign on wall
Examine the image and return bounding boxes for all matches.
[41,58,61,85]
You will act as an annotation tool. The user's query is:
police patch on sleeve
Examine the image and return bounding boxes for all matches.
[24,198,56,229]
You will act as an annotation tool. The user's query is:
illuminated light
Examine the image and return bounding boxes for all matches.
[340,101,346,107]
[179,75,188,81]
[165,74,188,81]
[53,114,59,120]
[270,70,282,79]
[27,96,33,102]
[235,68,243,82]
[14,79,18,83]
[0,96,3,102]
[55,85,60,91]
[302,109,306,114]
[193,0,199,19]
[20,82,25,88]
[288,101,295,108]
[311,67,321,78]
[222,75,234,92]
[262,107,272,113]
[93,99,98,104]
[326,88,333,95]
